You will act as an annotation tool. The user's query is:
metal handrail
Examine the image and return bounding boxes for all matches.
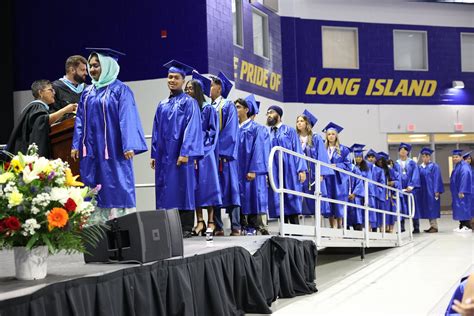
[268,146,415,247]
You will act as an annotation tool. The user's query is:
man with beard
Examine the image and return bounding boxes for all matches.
[50,55,88,113]
[266,105,306,224]
[8,80,76,158]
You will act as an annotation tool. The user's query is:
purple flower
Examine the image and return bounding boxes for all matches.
[48,171,55,181]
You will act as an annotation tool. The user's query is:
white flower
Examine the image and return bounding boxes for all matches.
[0,172,14,184]
[68,187,84,207]
[22,167,39,184]
[50,187,69,204]
[32,192,51,207]
[33,157,52,174]
[22,155,37,165]
[22,218,41,236]
[76,201,94,216]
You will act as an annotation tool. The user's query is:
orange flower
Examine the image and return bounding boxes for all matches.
[47,207,69,229]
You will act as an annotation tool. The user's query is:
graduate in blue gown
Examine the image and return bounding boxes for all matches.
[184,71,221,236]
[450,149,472,231]
[296,110,333,217]
[71,48,147,223]
[151,60,204,237]
[376,152,400,232]
[266,105,307,224]
[462,152,474,219]
[235,95,269,235]
[418,147,444,233]
[394,143,420,233]
[350,145,377,230]
[366,149,387,230]
[323,122,352,229]
[209,72,241,236]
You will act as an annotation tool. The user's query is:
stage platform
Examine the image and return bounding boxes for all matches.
[0,236,317,315]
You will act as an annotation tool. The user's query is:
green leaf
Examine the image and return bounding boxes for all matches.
[26,233,40,250]
[42,235,55,253]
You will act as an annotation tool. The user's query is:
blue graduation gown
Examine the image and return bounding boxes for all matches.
[214,97,240,207]
[268,124,307,217]
[395,158,420,217]
[470,166,474,217]
[324,145,352,218]
[72,80,147,208]
[368,163,387,227]
[348,165,365,226]
[419,162,444,219]
[301,133,334,216]
[195,103,221,207]
[238,120,269,215]
[450,161,472,221]
[152,92,204,210]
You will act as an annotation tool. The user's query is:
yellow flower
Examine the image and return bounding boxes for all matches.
[0,172,14,184]
[65,168,84,187]
[10,158,23,174]
[8,191,23,206]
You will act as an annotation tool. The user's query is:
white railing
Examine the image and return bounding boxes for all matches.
[268,146,415,248]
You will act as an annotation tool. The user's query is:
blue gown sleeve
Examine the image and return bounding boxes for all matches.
[118,85,148,155]
[248,124,268,174]
[408,160,421,188]
[291,128,307,173]
[71,92,85,151]
[151,103,162,159]
[458,164,471,194]
[336,146,352,171]
[434,164,445,194]
[314,134,334,176]
[202,106,219,155]
[218,100,239,160]
[180,98,204,159]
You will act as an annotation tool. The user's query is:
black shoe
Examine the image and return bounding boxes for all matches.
[182,231,193,239]
[412,229,420,234]
[258,228,270,235]
[423,227,431,233]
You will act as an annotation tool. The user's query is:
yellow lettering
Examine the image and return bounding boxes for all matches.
[317,78,333,95]
[422,80,437,96]
[394,80,408,96]
[408,80,424,96]
[346,78,361,96]
[383,79,395,96]
[365,79,376,95]
[255,67,265,87]
[330,78,348,95]
[372,79,386,96]
[240,61,248,80]
[246,63,255,83]
[305,77,317,95]
[262,69,269,88]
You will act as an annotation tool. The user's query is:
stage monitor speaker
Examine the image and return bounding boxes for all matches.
[84,209,182,263]
[163,208,184,257]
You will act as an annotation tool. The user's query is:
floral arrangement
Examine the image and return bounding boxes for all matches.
[0,144,102,253]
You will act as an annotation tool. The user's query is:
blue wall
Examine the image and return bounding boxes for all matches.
[13,0,208,90]
[281,18,474,105]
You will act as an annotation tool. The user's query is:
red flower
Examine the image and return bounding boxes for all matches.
[4,216,21,231]
[64,198,77,212]
[3,162,10,171]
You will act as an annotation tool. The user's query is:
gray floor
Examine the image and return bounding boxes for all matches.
[249,215,474,316]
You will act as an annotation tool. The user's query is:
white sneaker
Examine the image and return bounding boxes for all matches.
[453,227,472,233]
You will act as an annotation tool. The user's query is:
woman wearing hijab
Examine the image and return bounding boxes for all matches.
[71,48,147,223]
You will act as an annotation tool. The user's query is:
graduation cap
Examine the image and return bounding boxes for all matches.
[322,122,343,133]
[365,149,378,158]
[212,71,233,98]
[462,151,472,159]
[85,47,125,61]
[377,151,390,160]
[399,142,412,152]
[163,59,193,78]
[452,149,463,156]
[192,71,211,97]
[302,109,318,128]
[245,94,258,116]
[349,143,365,152]
[420,147,434,155]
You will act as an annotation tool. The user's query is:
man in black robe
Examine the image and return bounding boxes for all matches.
[7,80,76,158]
[50,55,88,113]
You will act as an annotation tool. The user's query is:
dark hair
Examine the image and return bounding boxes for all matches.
[211,76,222,87]
[377,157,391,180]
[65,55,87,74]
[31,80,51,99]
[356,157,369,172]
[235,98,251,118]
[186,80,206,110]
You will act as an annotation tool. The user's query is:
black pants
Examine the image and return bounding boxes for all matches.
[413,219,420,230]
[460,220,472,229]
[179,210,194,232]
[284,214,299,225]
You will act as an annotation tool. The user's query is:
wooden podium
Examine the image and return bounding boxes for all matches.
[49,117,80,176]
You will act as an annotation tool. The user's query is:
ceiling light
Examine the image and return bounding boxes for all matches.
[449,134,466,138]
[409,134,427,138]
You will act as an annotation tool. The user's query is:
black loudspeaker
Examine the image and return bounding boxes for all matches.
[84,209,183,263]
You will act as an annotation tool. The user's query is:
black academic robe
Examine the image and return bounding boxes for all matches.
[50,79,83,113]
[7,101,51,158]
